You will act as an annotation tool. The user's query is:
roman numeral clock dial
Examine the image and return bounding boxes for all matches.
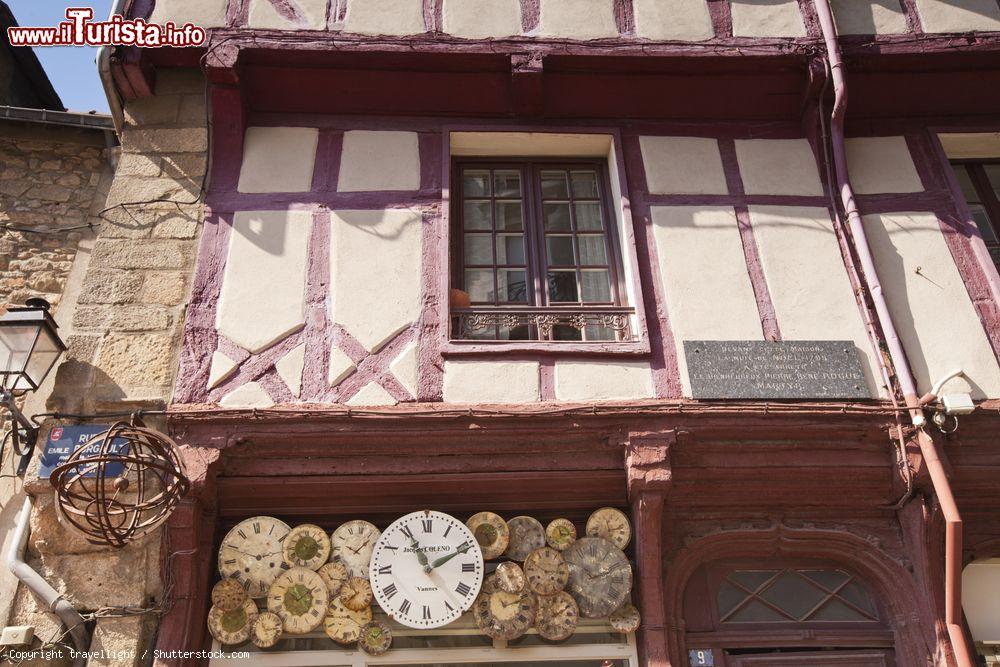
[370,510,484,629]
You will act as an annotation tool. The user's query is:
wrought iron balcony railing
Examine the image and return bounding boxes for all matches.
[451,307,635,342]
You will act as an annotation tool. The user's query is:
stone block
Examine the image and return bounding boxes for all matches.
[91,240,186,270]
[443,0,522,38]
[554,360,655,400]
[634,0,715,40]
[640,136,728,194]
[79,270,144,304]
[116,153,161,178]
[238,127,318,193]
[96,333,175,387]
[151,213,201,239]
[120,128,208,154]
[443,361,540,403]
[914,0,1000,31]
[831,0,907,33]
[8,585,72,667]
[735,138,824,195]
[538,0,619,39]
[177,93,207,125]
[37,548,150,609]
[337,131,421,192]
[155,69,207,95]
[123,95,180,127]
[140,272,188,305]
[845,136,924,194]
[26,183,72,202]
[30,494,118,555]
[109,304,172,331]
[87,615,154,667]
[344,0,426,35]
[249,0,328,29]
[107,175,197,204]
[73,305,111,330]
[160,153,207,180]
[730,0,807,36]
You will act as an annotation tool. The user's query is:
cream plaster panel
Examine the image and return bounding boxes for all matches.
[651,206,764,395]
[390,342,419,398]
[538,0,619,39]
[329,346,357,387]
[845,137,923,194]
[443,0,523,38]
[735,139,824,196]
[634,0,715,40]
[863,212,1000,398]
[248,0,327,30]
[938,132,1000,159]
[443,361,540,403]
[329,209,422,352]
[207,350,238,390]
[338,131,421,192]
[238,127,318,193]
[832,0,908,34]
[219,382,275,408]
[730,0,807,36]
[347,382,398,406]
[217,210,312,353]
[149,0,229,28]
[343,0,426,35]
[451,132,612,157]
[914,0,1000,32]
[640,136,728,195]
[964,560,1000,643]
[750,206,883,397]
[276,344,306,397]
[554,361,654,401]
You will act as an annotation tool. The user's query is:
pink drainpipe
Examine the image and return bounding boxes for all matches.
[811,2,975,665]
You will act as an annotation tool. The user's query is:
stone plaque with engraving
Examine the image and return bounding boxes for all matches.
[684,340,871,399]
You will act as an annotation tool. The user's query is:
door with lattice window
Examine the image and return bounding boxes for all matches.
[728,651,894,666]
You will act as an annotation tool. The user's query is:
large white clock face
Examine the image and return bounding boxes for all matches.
[370,510,484,629]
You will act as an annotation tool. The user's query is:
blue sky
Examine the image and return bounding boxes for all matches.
[7,1,113,112]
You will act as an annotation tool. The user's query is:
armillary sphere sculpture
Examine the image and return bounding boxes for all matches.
[50,416,190,548]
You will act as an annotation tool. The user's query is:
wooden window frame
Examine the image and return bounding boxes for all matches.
[950,159,1000,267]
[447,157,643,351]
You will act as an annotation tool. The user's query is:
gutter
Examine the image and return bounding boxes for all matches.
[811,2,975,665]
[96,0,128,134]
[6,497,89,667]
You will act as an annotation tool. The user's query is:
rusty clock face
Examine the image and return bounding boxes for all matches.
[358,620,393,656]
[473,587,537,640]
[331,520,381,579]
[545,518,577,551]
[563,537,632,618]
[207,598,258,645]
[267,566,329,634]
[524,547,570,595]
[211,577,248,612]
[535,590,580,641]
[251,611,283,649]
[585,507,631,550]
[218,516,291,598]
[504,516,546,562]
[282,524,331,570]
[466,512,509,560]
[324,596,373,644]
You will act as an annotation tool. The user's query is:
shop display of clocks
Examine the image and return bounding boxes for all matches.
[585,507,631,550]
[535,590,580,641]
[524,546,570,595]
[267,567,330,634]
[325,597,373,644]
[331,520,381,579]
[207,598,258,645]
[466,511,509,560]
[283,524,331,570]
[564,537,633,618]
[546,518,577,551]
[218,516,291,598]
[370,510,485,629]
[251,611,284,648]
[504,516,546,561]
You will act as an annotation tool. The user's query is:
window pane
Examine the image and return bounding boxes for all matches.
[985,164,1000,197]
[494,170,521,198]
[838,581,876,616]
[499,324,531,341]
[496,201,523,231]
[718,581,749,617]
[971,205,999,243]
[730,571,779,592]
[463,170,491,197]
[553,324,583,341]
[800,570,850,591]
[952,165,981,203]
[464,234,493,265]
[575,202,603,230]
[579,235,608,265]
[541,170,569,199]
[581,269,612,302]
[498,269,528,303]
[543,203,572,231]
[464,201,491,230]
[547,235,576,266]
[571,170,600,198]
[728,599,788,623]
[759,571,826,620]
[465,269,494,303]
[811,598,868,621]
[497,234,526,265]
[548,271,578,302]
[585,324,617,341]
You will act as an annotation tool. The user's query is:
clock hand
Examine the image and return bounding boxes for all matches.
[428,543,472,570]
[408,537,430,569]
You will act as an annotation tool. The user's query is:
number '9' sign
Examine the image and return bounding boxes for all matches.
[688,649,715,666]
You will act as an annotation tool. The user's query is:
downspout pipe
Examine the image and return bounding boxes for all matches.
[810,3,975,666]
[96,0,128,135]
[6,497,90,667]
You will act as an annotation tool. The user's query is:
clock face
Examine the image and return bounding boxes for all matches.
[495,561,526,593]
[331,520,381,579]
[504,516,546,561]
[473,588,537,640]
[324,596,373,644]
[211,577,248,612]
[340,577,373,611]
[585,507,631,549]
[609,602,641,633]
[251,611,283,648]
[546,518,577,551]
[524,547,569,595]
[283,524,331,570]
[466,512,509,560]
[358,620,393,656]
[318,561,349,596]
[266,567,329,634]
[370,510,484,629]
[219,516,291,598]
[207,598,258,645]
[563,537,632,618]
[535,590,580,641]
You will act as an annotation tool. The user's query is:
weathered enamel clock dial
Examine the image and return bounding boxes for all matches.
[211,577,248,612]
[207,598,258,645]
[466,511,509,560]
[504,516,546,562]
[609,602,641,633]
[318,561,349,596]
[324,596,373,644]
[585,507,631,549]
[267,566,329,634]
[218,516,291,598]
[331,520,381,579]
[370,510,484,629]
[251,611,283,649]
[535,590,580,641]
[282,524,331,570]
[545,518,577,551]
[524,546,570,595]
[473,585,537,640]
[340,576,373,611]
[563,537,632,618]
[358,620,393,655]
[495,561,526,593]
